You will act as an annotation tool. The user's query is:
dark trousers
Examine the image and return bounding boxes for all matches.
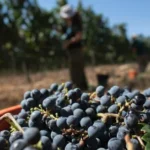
[137,55,148,73]
[67,48,88,90]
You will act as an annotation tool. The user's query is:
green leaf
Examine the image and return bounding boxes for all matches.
[137,123,145,130]
[145,142,150,150]
[142,132,150,143]
[141,124,150,133]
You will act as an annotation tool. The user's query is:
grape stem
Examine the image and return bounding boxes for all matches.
[0,113,24,133]
[97,113,120,122]
[134,135,145,149]
[125,134,134,150]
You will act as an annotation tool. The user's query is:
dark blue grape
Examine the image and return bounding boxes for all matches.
[9,131,23,144]
[93,120,106,131]
[61,105,73,117]
[30,111,42,122]
[0,136,8,150]
[73,108,84,120]
[88,126,99,138]
[116,96,126,105]
[42,96,57,109]
[66,115,79,126]
[23,146,38,150]
[109,126,118,137]
[108,104,119,113]
[53,134,66,148]
[40,130,50,137]
[26,98,36,109]
[23,128,40,144]
[56,95,66,107]
[17,118,28,127]
[133,93,146,105]
[143,100,150,109]
[80,117,92,129]
[50,83,58,92]
[0,130,10,140]
[130,138,142,150]
[56,117,67,129]
[96,105,106,113]
[18,111,28,119]
[31,89,41,100]
[117,126,130,140]
[71,103,81,111]
[107,86,120,97]
[40,88,49,100]
[10,139,27,150]
[41,136,52,150]
[96,86,105,97]
[65,81,73,90]
[65,143,80,150]
[68,90,77,102]
[74,88,82,99]
[143,88,150,97]
[124,113,138,128]
[24,91,31,99]
[81,93,89,101]
[107,137,124,150]
[85,107,96,119]
[85,137,99,149]
[100,95,111,106]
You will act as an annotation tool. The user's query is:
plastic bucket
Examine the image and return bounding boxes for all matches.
[128,69,137,80]
[0,105,21,131]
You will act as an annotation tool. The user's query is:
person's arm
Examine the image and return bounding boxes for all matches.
[63,31,82,49]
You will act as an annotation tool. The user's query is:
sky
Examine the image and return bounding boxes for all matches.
[37,0,150,37]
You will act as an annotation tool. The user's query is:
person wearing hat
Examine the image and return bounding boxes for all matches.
[131,35,148,73]
[60,4,88,90]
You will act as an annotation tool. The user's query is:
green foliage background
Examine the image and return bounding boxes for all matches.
[0,0,150,72]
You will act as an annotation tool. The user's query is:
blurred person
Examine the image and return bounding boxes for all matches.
[60,4,88,90]
[131,35,148,73]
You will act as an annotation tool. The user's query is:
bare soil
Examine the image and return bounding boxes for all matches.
[0,63,150,109]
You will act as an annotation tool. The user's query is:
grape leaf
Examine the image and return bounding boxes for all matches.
[145,142,150,150]
[142,132,150,143]
[141,124,150,133]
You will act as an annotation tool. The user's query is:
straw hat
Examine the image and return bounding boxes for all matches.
[60,4,76,19]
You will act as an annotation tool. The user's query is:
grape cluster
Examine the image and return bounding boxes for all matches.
[0,82,150,150]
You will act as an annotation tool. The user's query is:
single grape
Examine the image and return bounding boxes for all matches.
[66,115,79,126]
[116,96,126,105]
[23,128,40,144]
[40,130,50,137]
[9,131,23,144]
[130,138,142,150]
[0,136,8,150]
[56,117,67,129]
[73,108,84,120]
[42,96,57,109]
[74,88,82,99]
[40,88,49,100]
[109,126,118,137]
[96,86,105,97]
[10,139,27,150]
[31,89,41,100]
[124,113,138,128]
[61,105,73,117]
[100,95,111,106]
[87,126,99,138]
[0,130,10,140]
[24,91,31,99]
[133,93,146,105]
[107,86,120,97]
[107,137,124,150]
[81,93,89,101]
[53,134,66,148]
[96,105,106,113]
[80,117,92,129]
[85,107,96,119]
[41,136,52,150]
[108,104,119,113]
[50,83,58,92]
[30,111,42,122]
[65,143,80,150]
[71,103,81,111]
[65,81,73,90]
[143,100,150,109]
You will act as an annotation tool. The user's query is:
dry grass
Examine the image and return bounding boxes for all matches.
[0,63,150,109]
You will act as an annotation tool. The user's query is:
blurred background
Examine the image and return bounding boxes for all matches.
[0,0,150,108]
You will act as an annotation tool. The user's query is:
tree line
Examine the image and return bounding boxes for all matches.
[0,0,149,72]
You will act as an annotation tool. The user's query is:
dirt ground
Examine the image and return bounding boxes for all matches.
[0,63,150,109]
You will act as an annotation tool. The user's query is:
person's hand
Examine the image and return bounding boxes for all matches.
[63,40,70,49]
